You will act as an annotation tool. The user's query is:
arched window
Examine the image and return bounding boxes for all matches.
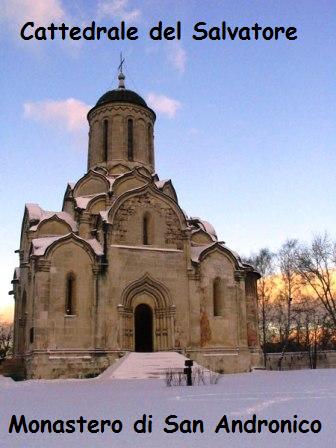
[65,273,75,315]
[19,291,27,353]
[127,118,134,161]
[213,277,222,317]
[142,212,154,245]
[143,213,150,245]
[148,124,153,165]
[103,119,108,161]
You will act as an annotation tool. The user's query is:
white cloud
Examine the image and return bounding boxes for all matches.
[146,93,181,119]
[23,98,91,131]
[167,44,186,73]
[97,0,141,22]
[1,0,65,25]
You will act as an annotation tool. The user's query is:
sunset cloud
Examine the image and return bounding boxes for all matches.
[23,98,91,131]
[146,93,181,118]
[97,0,141,22]
[1,0,65,25]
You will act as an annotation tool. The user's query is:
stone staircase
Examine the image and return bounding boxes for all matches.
[100,351,198,380]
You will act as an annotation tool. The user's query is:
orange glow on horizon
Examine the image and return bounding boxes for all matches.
[0,303,14,323]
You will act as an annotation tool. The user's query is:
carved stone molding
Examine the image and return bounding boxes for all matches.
[36,259,51,272]
[89,103,154,121]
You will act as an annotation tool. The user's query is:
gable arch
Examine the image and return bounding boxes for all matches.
[108,184,187,248]
[35,215,73,237]
[86,194,107,214]
[44,233,100,265]
[73,170,110,197]
[198,243,243,270]
[112,168,150,198]
[108,183,187,228]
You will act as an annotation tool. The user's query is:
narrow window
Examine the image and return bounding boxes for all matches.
[143,213,149,245]
[213,277,222,317]
[65,273,75,315]
[128,118,134,161]
[103,119,108,161]
[148,124,153,165]
[21,291,27,317]
[29,327,34,343]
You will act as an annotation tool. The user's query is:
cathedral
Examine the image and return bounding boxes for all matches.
[11,69,261,379]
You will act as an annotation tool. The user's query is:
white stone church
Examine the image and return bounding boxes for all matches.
[11,70,261,379]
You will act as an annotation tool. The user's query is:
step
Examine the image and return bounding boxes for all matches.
[101,352,203,380]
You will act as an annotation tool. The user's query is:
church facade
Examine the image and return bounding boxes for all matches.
[11,71,261,379]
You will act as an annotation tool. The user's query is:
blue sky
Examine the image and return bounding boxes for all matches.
[0,0,335,319]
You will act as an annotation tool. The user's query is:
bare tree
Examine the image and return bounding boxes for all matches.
[277,239,299,370]
[294,233,336,329]
[292,295,329,368]
[0,322,13,362]
[247,248,274,367]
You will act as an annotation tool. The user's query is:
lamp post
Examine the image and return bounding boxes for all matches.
[184,359,193,386]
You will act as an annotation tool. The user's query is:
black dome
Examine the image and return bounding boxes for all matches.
[87,82,156,119]
[96,89,148,109]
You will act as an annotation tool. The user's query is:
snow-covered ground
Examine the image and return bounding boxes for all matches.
[0,368,335,448]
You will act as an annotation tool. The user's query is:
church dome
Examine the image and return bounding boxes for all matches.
[89,70,155,117]
[96,89,148,109]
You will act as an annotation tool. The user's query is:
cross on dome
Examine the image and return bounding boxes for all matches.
[118,52,125,89]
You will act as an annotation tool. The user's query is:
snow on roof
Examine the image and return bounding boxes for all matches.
[107,176,116,187]
[13,267,20,280]
[154,180,168,189]
[190,242,243,266]
[75,196,95,209]
[190,243,215,263]
[198,220,217,239]
[191,227,217,242]
[31,234,104,257]
[25,203,43,222]
[25,204,78,232]
[29,211,78,232]
[31,236,62,256]
[188,217,218,240]
[86,239,104,256]
[99,211,108,221]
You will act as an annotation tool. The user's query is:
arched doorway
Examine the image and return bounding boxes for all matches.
[134,304,153,352]
[118,274,176,351]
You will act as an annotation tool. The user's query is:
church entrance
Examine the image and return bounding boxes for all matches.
[134,304,153,352]
[118,275,176,351]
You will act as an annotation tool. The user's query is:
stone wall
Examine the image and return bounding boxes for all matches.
[24,351,119,379]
